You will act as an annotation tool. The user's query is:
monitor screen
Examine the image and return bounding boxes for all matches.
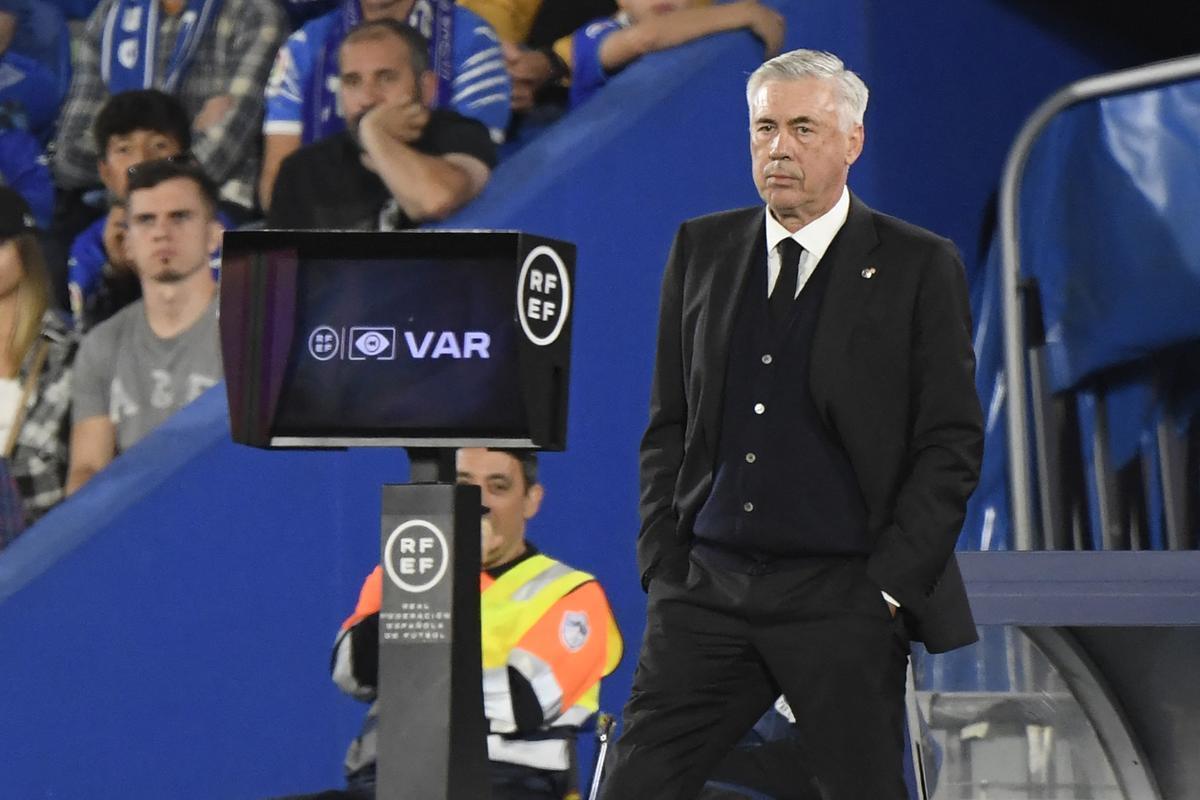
[272,255,525,439]
[220,230,573,450]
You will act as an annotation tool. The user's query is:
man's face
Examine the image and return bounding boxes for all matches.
[456,448,544,570]
[98,129,185,199]
[339,35,424,137]
[360,0,415,21]
[125,177,222,286]
[749,77,863,231]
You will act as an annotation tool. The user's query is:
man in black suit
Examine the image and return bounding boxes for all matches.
[599,49,984,799]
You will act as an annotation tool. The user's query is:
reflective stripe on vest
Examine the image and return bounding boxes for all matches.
[487,733,573,772]
[480,554,594,672]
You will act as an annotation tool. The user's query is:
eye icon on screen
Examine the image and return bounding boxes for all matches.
[349,327,397,360]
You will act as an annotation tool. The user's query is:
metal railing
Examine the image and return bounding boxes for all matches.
[998,54,1200,550]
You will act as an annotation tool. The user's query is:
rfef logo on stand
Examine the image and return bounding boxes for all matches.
[517,246,570,346]
[384,520,449,593]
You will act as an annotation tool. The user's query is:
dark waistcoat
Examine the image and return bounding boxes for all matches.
[692,239,870,560]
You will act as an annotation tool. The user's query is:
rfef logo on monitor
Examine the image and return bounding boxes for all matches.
[308,326,340,360]
[384,519,449,593]
[518,246,570,346]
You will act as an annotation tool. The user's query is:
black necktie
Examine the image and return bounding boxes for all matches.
[770,238,803,330]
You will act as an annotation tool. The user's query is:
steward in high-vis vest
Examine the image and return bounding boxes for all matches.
[331,448,623,800]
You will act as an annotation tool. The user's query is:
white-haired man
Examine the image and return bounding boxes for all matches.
[600,49,983,798]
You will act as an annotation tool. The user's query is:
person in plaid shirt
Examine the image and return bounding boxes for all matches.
[0,187,76,546]
[51,0,286,214]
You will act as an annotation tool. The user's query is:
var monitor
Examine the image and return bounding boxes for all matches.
[220,230,574,450]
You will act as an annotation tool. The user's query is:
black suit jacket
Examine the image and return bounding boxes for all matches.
[638,194,984,653]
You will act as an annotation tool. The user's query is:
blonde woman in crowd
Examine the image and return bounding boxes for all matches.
[0,187,76,547]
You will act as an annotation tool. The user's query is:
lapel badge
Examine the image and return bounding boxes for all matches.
[861,267,877,279]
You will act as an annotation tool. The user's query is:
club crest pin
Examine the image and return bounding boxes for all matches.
[861,267,877,279]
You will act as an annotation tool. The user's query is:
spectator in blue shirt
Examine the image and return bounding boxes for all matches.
[0,124,53,229]
[0,0,71,143]
[569,0,784,108]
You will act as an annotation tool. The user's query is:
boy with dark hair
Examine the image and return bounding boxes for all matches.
[67,89,228,331]
[91,89,193,164]
[67,156,223,494]
[51,0,285,214]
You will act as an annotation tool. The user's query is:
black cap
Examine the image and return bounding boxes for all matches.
[0,187,37,239]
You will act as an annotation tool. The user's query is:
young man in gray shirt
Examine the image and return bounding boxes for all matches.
[67,157,223,494]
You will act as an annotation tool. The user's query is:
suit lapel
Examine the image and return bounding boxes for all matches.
[809,194,881,414]
[698,208,765,450]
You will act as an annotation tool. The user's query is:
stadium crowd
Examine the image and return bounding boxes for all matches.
[0,0,783,543]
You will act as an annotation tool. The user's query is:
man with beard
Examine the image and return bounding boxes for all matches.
[66,157,223,494]
[258,0,510,210]
[266,18,496,231]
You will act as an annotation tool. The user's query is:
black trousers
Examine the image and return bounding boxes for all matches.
[599,546,911,800]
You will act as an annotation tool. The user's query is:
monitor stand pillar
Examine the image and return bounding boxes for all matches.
[376,448,490,799]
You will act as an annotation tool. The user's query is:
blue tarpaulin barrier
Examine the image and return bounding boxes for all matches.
[963,79,1200,552]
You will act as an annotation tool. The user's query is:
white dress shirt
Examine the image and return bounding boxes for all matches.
[764,186,851,298]
[761,187,901,612]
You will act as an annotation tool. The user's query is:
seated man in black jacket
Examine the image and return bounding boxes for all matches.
[267,18,495,231]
